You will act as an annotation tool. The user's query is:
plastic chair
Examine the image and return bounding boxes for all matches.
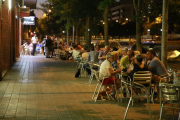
[92,70,117,102]
[77,57,87,77]
[88,63,100,84]
[159,83,180,120]
[123,71,153,120]
[54,49,60,59]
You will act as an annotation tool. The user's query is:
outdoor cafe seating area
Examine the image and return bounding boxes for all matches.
[52,47,180,120]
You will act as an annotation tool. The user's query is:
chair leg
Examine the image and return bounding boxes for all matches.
[178,109,180,120]
[146,91,152,120]
[95,84,102,102]
[92,83,99,100]
[159,104,163,120]
[89,72,94,84]
[172,104,174,120]
[124,97,132,120]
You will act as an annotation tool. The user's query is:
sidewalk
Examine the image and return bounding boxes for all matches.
[0,55,176,120]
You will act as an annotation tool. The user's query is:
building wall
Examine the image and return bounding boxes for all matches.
[0,0,20,76]
[111,1,134,23]
[2,0,11,69]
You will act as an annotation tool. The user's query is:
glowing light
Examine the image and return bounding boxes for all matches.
[126,18,128,21]
[116,20,118,22]
[9,0,11,10]
[103,22,105,24]
[147,29,150,31]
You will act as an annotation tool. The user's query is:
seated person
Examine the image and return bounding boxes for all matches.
[145,50,168,84]
[98,46,110,64]
[99,52,121,100]
[76,41,82,50]
[127,54,148,81]
[82,46,89,59]
[58,41,66,50]
[111,51,120,70]
[84,45,99,75]
[72,44,81,60]
[87,45,99,63]
[126,54,148,95]
[121,47,128,58]
[120,49,135,71]
[95,45,102,53]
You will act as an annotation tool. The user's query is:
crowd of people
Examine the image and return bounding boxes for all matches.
[21,34,168,101]
[72,44,168,101]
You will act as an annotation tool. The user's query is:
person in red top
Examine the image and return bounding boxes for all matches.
[76,41,82,50]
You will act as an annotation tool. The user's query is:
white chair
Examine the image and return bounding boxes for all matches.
[54,49,60,59]
[78,57,91,77]
[123,71,153,120]
[159,83,180,120]
[88,63,100,84]
[92,70,117,102]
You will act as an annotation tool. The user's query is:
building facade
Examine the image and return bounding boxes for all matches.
[0,0,37,80]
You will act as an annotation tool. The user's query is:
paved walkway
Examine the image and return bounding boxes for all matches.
[0,55,177,120]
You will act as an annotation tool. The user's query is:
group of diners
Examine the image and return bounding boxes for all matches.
[76,44,168,101]
[41,35,84,59]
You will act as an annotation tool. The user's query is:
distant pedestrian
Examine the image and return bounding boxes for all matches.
[31,34,38,56]
[45,36,53,58]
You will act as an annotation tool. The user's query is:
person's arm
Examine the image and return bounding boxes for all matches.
[127,64,134,73]
[107,68,121,77]
[144,56,153,70]
[98,52,106,60]
[87,53,90,62]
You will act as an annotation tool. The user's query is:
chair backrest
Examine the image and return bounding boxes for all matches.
[133,71,152,86]
[160,83,179,101]
[54,49,58,54]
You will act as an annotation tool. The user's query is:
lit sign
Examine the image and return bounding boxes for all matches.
[22,16,35,25]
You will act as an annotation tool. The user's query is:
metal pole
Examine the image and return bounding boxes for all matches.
[161,0,168,67]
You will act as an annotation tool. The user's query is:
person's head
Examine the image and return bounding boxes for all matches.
[47,35,51,39]
[104,46,110,53]
[34,34,36,37]
[146,50,156,60]
[134,54,143,63]
[83,46,89,52]
[95,45,100,50]
[122,47,128,55]
[127,49,134,58]
[73,44,78,49]
[43,38,46,41]
[113,52,119,60]
[76,41,80,45]
[106,52,113,63]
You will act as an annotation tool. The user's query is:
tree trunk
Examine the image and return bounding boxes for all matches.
[104,6,109,46]
[66,19,69,45]
[88,17,92,47]
[72,25,75,43]
[76,25,78,42]
[86,16,89,45]
[133,0,142,53]
[161,0,168,67]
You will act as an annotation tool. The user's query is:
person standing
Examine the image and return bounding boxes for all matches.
[31,34,38,56]
[45,36,53,58]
